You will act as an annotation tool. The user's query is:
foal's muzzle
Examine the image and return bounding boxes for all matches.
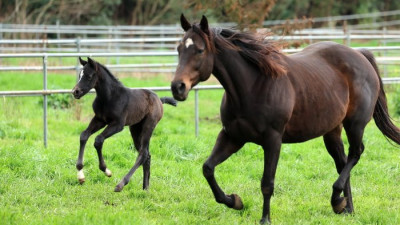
[72,87,83,99]
[171,81,187,101]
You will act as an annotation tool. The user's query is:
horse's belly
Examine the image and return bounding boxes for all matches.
[282,104,347,143]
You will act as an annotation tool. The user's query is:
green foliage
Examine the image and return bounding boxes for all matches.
[1,0,399,27]
[44,93,74,109]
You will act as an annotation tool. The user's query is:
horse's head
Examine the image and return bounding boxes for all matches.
[72,57,99,99]
[171,14,214,101]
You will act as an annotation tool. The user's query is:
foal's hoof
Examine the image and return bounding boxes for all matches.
[114,184,124,192]
[332,197,347,214]
[78,178,85,184]
[260,217,271,225]
[77,170,85,184]
[104,168,112,177]
[229,194,244,210]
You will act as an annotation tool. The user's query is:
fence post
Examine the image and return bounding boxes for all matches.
[75,38,81,81]
[56,20,60,50]
[116,32,120,65]
[195,89,199,137]
[161,24,165,49]
[43,54,48,148]
[0,23,2,64]
[383,26,387,77]
[107,28,112,64]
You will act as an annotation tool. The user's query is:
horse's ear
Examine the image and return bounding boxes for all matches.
[200,15,210,36]
[180,14,191,32]
[87,57,98,72]
[79,57,87,66]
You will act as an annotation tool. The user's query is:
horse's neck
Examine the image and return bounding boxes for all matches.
[95,72,123,101]
[212,50,258,104]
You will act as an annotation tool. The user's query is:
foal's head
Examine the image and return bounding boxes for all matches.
[72,57,99,99]
[171,14,214,101]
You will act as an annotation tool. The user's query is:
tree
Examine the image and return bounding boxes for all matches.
[183,0,277,29]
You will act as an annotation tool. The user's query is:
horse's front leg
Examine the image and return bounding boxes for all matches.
[203,130,244,209]
[76,117,106,184]
[93,121,124,177]
[260,130,282,225]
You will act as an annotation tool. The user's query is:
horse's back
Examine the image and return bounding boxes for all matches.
[125,89,163,126]
[283,42,380,142]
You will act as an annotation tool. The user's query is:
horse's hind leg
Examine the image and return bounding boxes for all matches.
[128,121,151,190]
[330,120,366,214]
[323,125,353,213]
[114,117,156,192]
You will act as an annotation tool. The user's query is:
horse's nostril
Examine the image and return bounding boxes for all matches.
[73,88,81,97]
[178,82,186,94]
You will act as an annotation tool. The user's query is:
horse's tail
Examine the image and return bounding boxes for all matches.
[359,49,400,145]
[160,97,177,107]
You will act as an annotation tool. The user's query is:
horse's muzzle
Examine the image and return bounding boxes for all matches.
[171,81,188,101]
[72,87,83,99]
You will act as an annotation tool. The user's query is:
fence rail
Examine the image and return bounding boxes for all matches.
[1,31,399,52]
[1,47,400,147]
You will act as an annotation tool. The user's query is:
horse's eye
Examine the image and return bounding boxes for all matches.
[197,49,204,54]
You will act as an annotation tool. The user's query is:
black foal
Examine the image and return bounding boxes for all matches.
[72,57,176,192]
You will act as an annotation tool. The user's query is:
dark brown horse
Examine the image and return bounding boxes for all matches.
[171,15,400,224]
[72,57,176,192]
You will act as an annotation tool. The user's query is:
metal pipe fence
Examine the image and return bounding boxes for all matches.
[1,47,400,147]
[1,30,399,53]
[0,51,222,147]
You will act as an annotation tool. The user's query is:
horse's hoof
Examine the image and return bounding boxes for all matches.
[332,197,347,214]
[77,170,85,184]
[230,194,244,210]
[114,185,124,192]
[104,168,112,177]
[260,217,271,225]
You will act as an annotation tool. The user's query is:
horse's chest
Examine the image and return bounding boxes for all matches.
[223,118,261,141]
[220,105,273,142]
[93,102,119,123]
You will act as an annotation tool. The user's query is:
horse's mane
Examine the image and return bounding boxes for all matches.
[98,63,123,85]
[192,25,287,77]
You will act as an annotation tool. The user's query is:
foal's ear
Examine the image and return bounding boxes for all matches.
[180,14,191,32]
[79,57,87,66]
[87,57,98,71]
[200,15,210,36]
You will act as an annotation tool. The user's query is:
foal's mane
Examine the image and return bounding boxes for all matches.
[192,25,287,77]
[97,62,122,85]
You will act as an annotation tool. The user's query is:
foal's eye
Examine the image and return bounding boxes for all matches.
[197,49,204,54]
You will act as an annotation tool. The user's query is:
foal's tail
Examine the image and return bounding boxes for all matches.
[359,49,400,145]
[160,97,177,107]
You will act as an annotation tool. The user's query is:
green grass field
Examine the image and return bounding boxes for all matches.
[1,54,400,225]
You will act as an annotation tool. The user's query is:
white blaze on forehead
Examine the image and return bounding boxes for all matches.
[185,38,194,48]
[78,70,84,81]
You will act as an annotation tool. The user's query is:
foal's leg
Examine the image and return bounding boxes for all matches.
[331,121,366,214]
[93,121,124,177]
[323,126,353,213]
[128,121,152,190]
[260,130,282,225]
[203,130,244,210]
[114,117,156,192]
[76,117,106,184]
